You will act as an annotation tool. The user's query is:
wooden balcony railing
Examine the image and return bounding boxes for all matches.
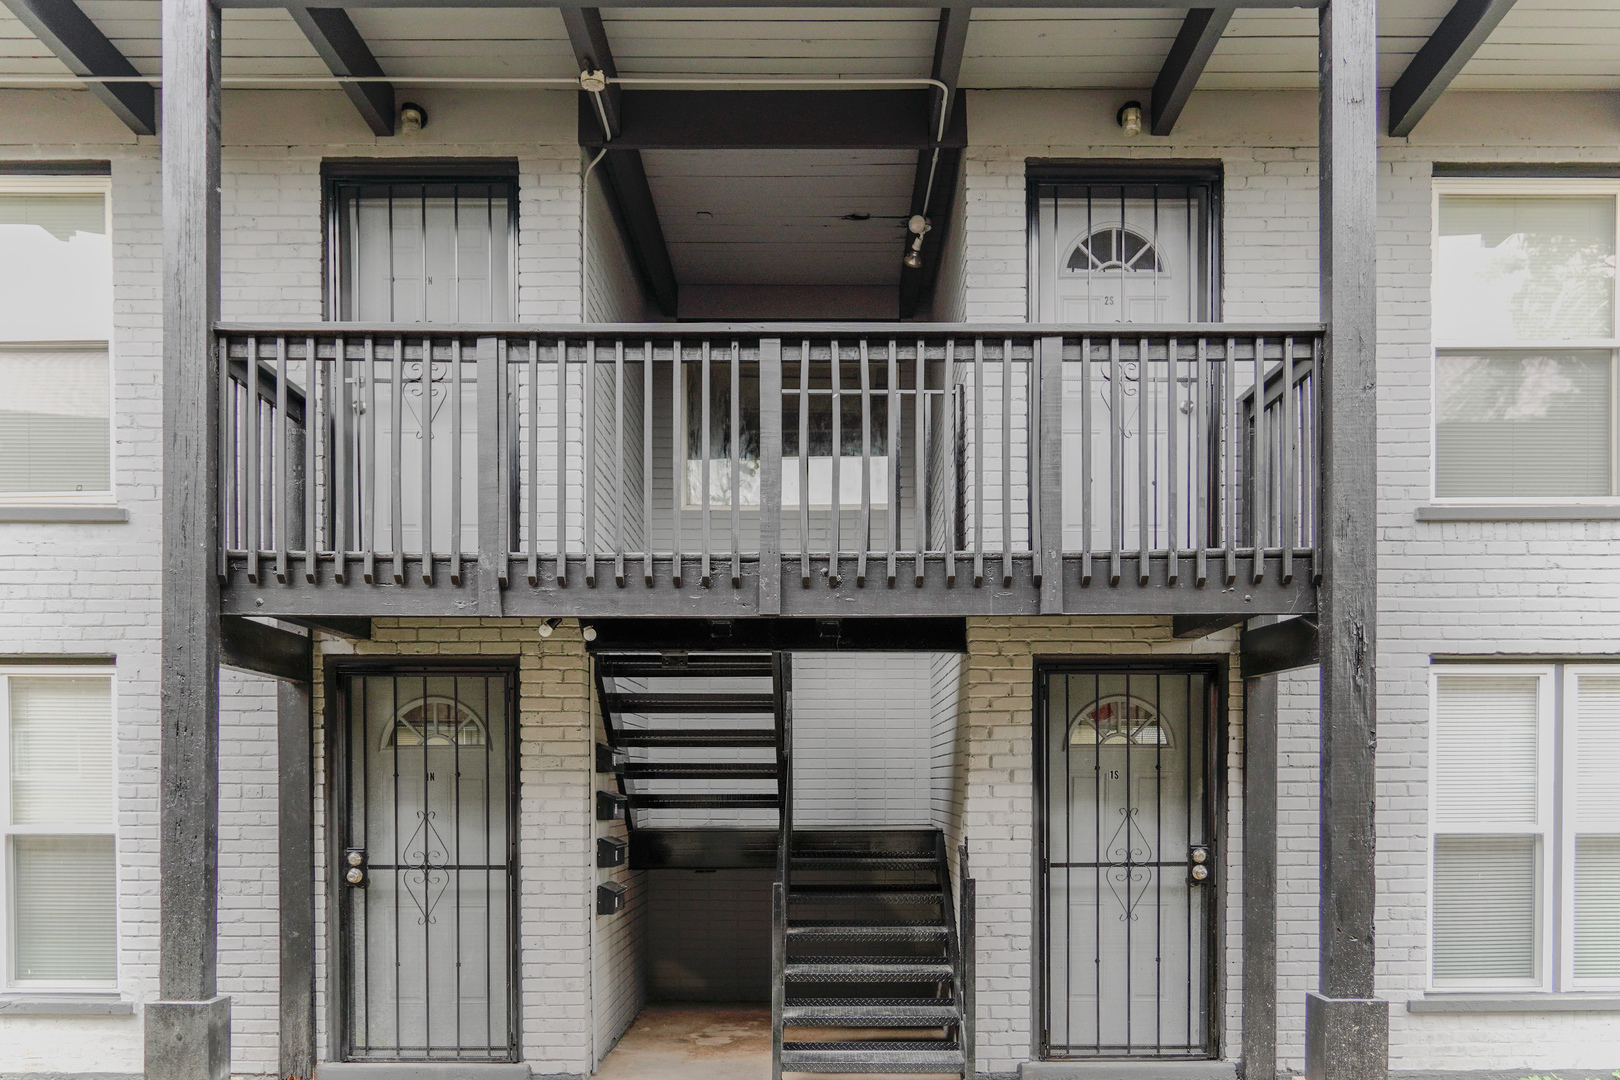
[216,323,1320,619]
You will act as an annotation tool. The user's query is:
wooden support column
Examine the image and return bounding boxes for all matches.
[1242,657,1278,1080]
[1310,0,1387,1077]
[149,0,230,1077]
[278,680,315,1080]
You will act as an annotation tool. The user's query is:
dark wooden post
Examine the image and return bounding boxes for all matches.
[1037,336,1064,613]
[148,0,230,1077]
[278,680,315,1080]
[1310,0,1388,1077]
[1242,665,1278,1080]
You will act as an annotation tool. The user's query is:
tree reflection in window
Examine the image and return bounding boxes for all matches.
[1066,226,1164,274]
[1069,695,1170,747]
[384,696,488,748]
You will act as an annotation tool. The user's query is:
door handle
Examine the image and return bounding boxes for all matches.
[344,847,368,887]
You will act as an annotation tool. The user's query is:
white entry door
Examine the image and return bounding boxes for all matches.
[1035,188,1209,326]
[1041,668,1214,1058]
[342,669,514,1061]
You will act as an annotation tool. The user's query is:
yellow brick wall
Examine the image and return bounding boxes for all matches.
[956,616,1245,1072]
[311,617,602,1073]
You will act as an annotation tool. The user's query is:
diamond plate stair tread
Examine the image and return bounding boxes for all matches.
[779,1044,966,1073]
[785,960,954,981]
[613,728,777,747]
[620,762,778,779]
[780,1003,952,1010]
[790,886,943,904]
[603,692,775,713]
[784,1042,961,1052]
[792,854,939,869]
[627,793,780,808]
[787,923,948,940]
[782,1003,960,1026]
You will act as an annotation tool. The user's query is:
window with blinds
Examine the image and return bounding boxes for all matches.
[1431,665,1620,992]
[1570,672,1620,987]
[1431,673,1549,987]
[1433,185,1620,501]
[0,182,113,501]
[2,672,117,987]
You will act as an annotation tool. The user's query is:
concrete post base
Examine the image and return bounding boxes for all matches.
[1305,992,1388,1080]
[145,996,232,1080]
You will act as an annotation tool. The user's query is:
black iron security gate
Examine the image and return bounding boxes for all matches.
[1037,664,1220,1059]
[336,664,518,1061]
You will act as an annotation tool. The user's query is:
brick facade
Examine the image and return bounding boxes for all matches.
[2,82,1618,1079]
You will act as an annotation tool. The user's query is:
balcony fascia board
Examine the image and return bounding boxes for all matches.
[222,554,1315,620]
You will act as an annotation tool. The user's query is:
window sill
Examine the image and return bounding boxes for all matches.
[0,995,134,1016]
[1407,993,1620,1013]
[1416,504,1620,522]
[0,505,128,523]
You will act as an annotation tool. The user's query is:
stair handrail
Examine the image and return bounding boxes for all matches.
[958,839,976,1080]
[771,652,792,1080]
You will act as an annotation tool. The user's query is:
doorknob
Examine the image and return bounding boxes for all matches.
[1188,844,1211,885]
[344,847,368,887]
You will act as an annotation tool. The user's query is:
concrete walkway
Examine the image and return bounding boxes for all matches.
[591,1003,959,1080]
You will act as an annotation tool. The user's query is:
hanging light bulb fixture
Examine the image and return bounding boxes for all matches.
[903,214,931,269]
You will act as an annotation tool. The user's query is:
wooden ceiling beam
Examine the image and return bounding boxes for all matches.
[287,5,395,136]
[556,6,676,316]
[1388,0,1517,138]
[2,0,155,134]
[558,4,620,137]
[1150,6,1234,137]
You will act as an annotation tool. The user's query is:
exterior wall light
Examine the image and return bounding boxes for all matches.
[538,618,557,638]
[904,214,932,269]
[399,102,427,134]
[1117,100,1144,138]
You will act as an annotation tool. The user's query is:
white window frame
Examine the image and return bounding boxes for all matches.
[1560,666,1620,992]
[0,666,120,993]
[1427,665,1557,991]
[0,175,116,507]
[1429,178,1620,507]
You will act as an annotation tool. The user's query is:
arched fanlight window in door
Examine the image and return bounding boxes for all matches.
[383,695,488,748]
[1065,226,1165,275]
[1068,694,1171,747]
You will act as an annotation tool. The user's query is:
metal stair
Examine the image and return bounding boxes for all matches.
[773,831,976,1078]
[595,651,789,821]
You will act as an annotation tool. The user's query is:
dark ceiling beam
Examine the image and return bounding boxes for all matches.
[580,90,963,150]
[275,615,373,639]
[2,0,155,135]
[929,5,970,139]
[287,5,395,136]
[1149,6,1233,136]
[600,150,679,316]
[1388,0,1517,138]
[221,0,1324,9]
[558,4,620,137]
[557,7,676,316]
[220,616,312,684]
[1241,615,1319,678]
[1171,613,1246,638]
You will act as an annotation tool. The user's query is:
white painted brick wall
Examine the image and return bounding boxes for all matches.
[793,653,934,826]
